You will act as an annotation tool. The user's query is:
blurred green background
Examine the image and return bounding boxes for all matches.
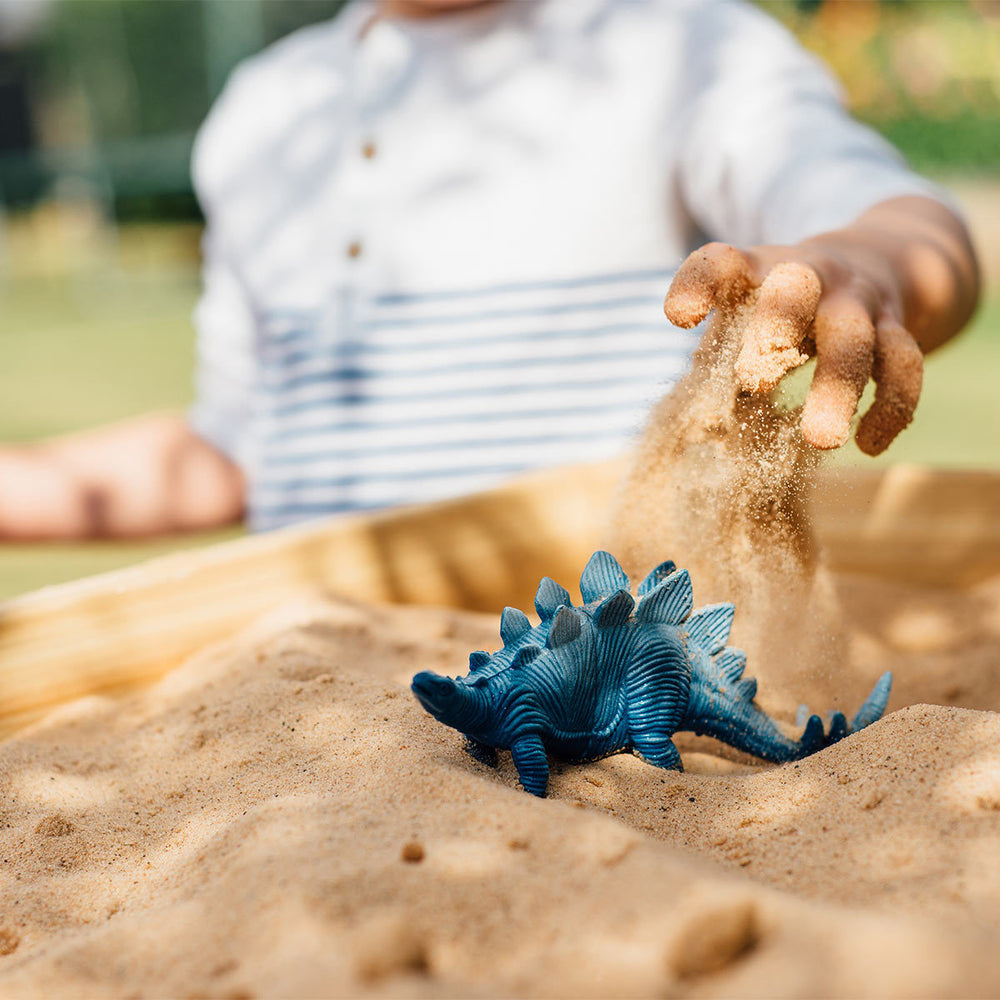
[0,0,998,599]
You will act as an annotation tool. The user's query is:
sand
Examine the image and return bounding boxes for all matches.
[1,567,1000,999]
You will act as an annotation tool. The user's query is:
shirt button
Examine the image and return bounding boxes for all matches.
[361,140,377,159]
[347,241,362,259]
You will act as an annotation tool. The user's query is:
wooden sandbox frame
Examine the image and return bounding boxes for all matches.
[1,461,998,739]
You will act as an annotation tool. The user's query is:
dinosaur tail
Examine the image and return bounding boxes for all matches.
[672,597,892,763]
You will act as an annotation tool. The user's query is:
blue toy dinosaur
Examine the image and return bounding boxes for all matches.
[411,551,891,796]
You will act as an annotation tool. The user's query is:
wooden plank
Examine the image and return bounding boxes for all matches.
[1,460,998,739]
[0,461,622,735]
[811,464,1000,587]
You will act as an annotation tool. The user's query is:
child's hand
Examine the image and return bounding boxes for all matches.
[662,196,979,455]
[663,240,919,454]
[0,414,244,539]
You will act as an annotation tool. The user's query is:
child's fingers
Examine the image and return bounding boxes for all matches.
[663,243,757,328]
[799,293,876,449]
[735,261,821,393]
[855,321,924,456]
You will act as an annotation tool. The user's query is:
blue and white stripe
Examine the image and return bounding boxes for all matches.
[248,268,697,529]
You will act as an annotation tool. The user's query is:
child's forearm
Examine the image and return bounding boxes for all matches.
[0,413,245,540]
[664,195,980,454]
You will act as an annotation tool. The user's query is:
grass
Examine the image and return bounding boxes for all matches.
[2,271,198,442]
[866,113,1000,178]
[0,224,997,600]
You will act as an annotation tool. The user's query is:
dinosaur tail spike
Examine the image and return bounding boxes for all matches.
[799,714,826,755]
[637,560,677,597]
[851,671,893,731]
[704,646,755,703]
[535,576,571,622]
[827,711,849,744]
[715,649,747,683]
[580,551,630,604]
[685,603,736,655]
[790,674,892,758]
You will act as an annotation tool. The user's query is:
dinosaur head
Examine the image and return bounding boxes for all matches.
[412,670,484,732]
[412,671,458,716]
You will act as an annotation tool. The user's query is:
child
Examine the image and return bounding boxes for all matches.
[0,0,979,538]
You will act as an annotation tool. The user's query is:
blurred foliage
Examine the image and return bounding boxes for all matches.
[875,111,1000,175]
[38,0,346,139]
[0,0,345,214]
[42,2,209,140]
[763,0,1000,172]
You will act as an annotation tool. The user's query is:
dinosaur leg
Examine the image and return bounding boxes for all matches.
[464,737,498,768]
[510,734,549,797]
[625,633,689,772]
[631,734,683,772]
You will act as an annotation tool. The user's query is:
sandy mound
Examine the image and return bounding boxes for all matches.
[1,570,1000,999]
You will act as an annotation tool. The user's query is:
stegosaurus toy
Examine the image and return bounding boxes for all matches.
[412,551,891,796]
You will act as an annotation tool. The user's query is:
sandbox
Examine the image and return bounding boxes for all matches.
[1,461,999,998]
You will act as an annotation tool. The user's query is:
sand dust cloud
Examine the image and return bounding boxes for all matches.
[611,299,849,715]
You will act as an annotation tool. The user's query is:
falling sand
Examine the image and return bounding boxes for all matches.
[611,297,848,717]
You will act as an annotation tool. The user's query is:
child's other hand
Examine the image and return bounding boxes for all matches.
[0,414,244,540]
[662,196,979,456]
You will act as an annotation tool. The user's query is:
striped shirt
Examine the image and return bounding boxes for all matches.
[190,0,942,530]
[249,269,699,524]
